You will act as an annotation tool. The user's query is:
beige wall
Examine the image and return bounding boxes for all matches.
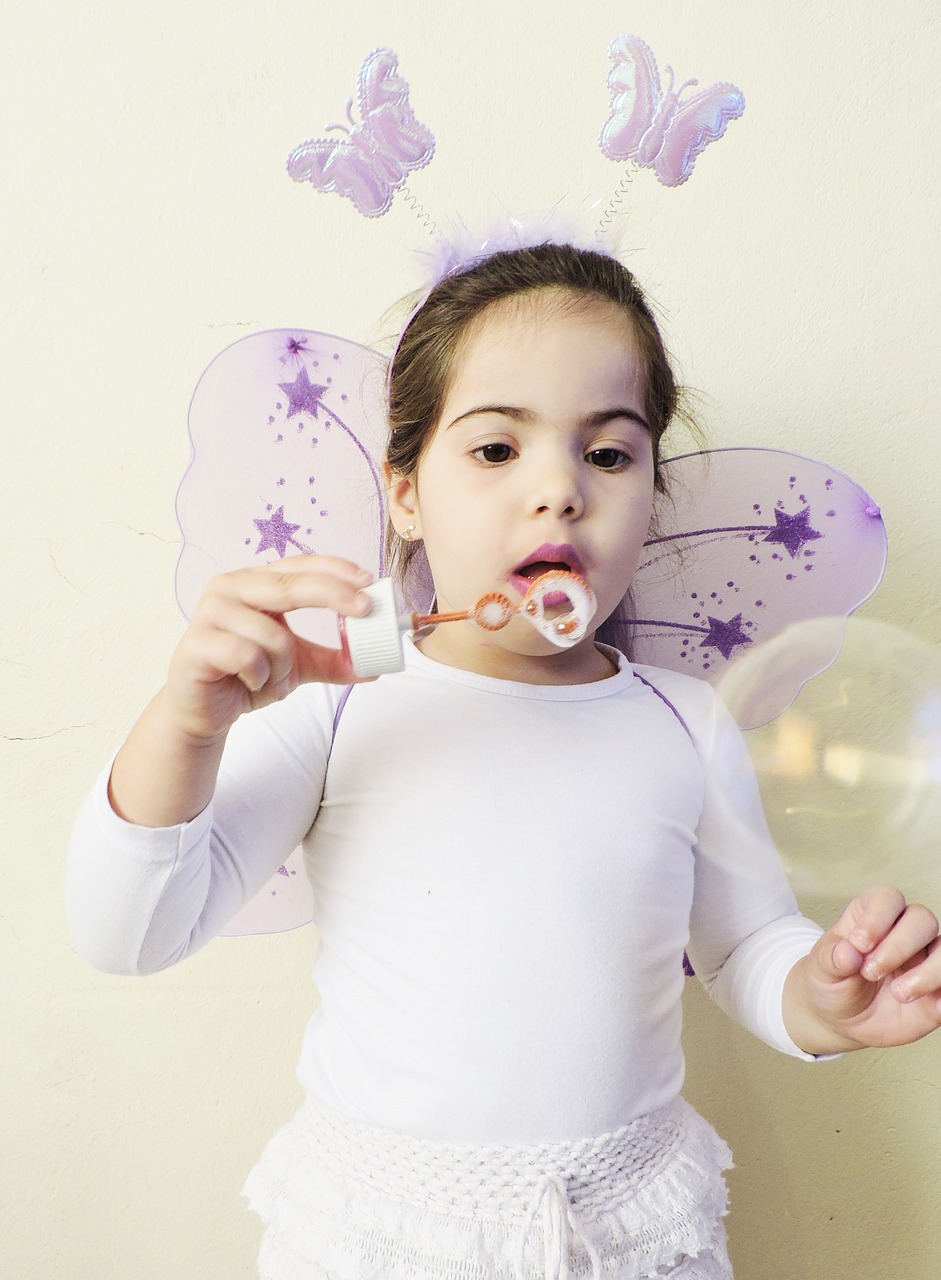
[4,1,939,1275]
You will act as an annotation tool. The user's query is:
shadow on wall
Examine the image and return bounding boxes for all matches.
[681,893,937,1280]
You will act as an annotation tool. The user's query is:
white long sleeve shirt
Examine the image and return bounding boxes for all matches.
[66,643,823,1145]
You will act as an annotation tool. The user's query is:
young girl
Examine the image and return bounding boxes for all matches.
[66,243,941,1280]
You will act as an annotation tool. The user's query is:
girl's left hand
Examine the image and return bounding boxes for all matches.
[784,885,941,1055]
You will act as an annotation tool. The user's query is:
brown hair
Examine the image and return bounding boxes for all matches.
[385,241,693,597]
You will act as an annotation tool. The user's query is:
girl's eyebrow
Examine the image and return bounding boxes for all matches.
[583,407,650,432]
[445,404,650,431]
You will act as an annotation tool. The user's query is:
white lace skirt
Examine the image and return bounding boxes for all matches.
[243,1094,734,1280]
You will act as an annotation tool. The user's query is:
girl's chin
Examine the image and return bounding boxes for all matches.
[422,619,598,668]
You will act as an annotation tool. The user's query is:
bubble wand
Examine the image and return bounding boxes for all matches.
[340,570,597,676]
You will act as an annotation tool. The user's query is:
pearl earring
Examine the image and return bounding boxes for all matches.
[402,524,416,541]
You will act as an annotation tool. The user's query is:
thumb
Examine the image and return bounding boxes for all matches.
[292,635,375,687]
[809,929,866,985]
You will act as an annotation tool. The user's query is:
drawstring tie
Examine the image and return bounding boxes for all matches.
[515,1173,605,1280]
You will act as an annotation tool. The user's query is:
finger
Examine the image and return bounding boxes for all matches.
[185,629,273,694]
[810,930,866,984]
[890,934,941,1004]
[834,885,908,956]
[859,903,940,983]
[200,566,373,624]
[237,566,375,619]
[199,598,298,688]
[261,554,374,585]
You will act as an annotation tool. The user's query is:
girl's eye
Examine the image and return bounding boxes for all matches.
[472,443,515,465]
[586,447,629,470]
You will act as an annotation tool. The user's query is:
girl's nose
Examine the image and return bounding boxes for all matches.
[530,460,585,519]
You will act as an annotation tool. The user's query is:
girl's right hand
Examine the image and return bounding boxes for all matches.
[164,556,375,742]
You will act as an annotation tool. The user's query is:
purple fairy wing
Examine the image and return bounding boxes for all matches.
[287,47,435,219]
[610,448,887,729]
[599,33,661,161]
[652,82,745,186]
[176,328,388,933]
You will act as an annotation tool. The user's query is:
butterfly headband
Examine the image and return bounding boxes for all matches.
[285,36,746,280]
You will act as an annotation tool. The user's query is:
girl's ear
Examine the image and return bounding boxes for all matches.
[383,460,422,540]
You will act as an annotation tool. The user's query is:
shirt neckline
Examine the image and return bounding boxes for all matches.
[403,637,637,702]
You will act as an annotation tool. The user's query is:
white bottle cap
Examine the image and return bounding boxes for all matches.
[341,578,409,677]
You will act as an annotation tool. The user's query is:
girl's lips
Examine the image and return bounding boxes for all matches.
[509,572,563,598]
[509,544,585,597]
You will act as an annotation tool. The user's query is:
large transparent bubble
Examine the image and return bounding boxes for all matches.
[716,617,941,899]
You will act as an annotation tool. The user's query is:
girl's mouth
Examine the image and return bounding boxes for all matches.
[509,544,584,598]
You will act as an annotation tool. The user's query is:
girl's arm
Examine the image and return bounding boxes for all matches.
[107,686,228,828]
[682,679,827,1059]
[66,555,374,973]
[781,886,941,1055]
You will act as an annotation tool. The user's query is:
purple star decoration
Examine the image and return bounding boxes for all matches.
[701,613,753,660]
[278,366,330,420]
[253,506,308,557]
[761,506,823,558]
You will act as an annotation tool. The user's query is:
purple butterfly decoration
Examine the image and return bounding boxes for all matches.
[287,47,435,218]
[600,34,745,186]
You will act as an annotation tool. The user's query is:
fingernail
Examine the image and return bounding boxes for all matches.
[850,929,871,951]
[892,978,913,1001]
[861,960,881,981]
[353,591,372,613]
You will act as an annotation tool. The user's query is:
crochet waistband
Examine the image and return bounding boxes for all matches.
[243,1094,733,1280]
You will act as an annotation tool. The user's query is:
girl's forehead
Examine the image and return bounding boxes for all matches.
[445,289,644,400]
[465,287,637,349]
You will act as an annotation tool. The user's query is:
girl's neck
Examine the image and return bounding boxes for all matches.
[413,629,619,685]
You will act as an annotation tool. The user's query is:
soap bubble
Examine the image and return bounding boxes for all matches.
[716,617,941,898]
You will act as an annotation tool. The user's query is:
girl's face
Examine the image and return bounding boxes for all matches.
[388,289,655,683]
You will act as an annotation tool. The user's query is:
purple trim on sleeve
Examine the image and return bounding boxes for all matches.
[633,670,697,977]
[332,685,353,741]
[632,671,694,741]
